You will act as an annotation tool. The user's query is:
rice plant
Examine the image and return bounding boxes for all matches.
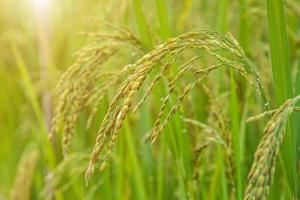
[0,0,300,199]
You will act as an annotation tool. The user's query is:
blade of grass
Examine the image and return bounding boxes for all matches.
[176,0,192,33]
[130,2,155,198]
[294,52,300,185]
[150,1,193,193]
[115,133,125,200]
[11,45,56,168]
[266,0,297,198]
[216,0,229,33]
[294,14,300,159]
[124,121,148,200]
[12,45,60,199]
[132,0,153,50]
[214,1,230,198]
[156,138,166,200]
[238,0,249,52]
[208,145,225,199]
[12,45,44,129]
[267,1,293,103]
[132,2,189,199]
[155,0,172,39]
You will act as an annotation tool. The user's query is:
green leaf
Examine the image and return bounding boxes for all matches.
[266,0,298,198]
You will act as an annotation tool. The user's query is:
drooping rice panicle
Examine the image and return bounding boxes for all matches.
[244,95,300,200]
[50,24,142,156]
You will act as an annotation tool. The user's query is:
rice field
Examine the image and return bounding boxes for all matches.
[0,0,300,199]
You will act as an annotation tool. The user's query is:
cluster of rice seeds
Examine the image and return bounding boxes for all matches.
[88,17,143,52]
[79,31,142,53]
[86,65,136,129]
[63,46,118,156]
[50,44,117,148]
[10,149,39,200]
[50,24,142,156]
[246,109,278,123]
[183,118,225,148]
[203,85,236,196]
[150,57,199,143]
[200,32,267,108]
[84,30,267,183]
[85,60,159,184]
[182,117,225,196]
[151,83,193,144]
[246,106,300,123]
[133,49,193,141]
[132,62,172,113]
[244,95,300,200]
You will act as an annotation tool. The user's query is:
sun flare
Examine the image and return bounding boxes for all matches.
[33,0,50,12]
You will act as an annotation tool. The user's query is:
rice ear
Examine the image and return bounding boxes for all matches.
[244,95,300,200]
[50,25,142,156]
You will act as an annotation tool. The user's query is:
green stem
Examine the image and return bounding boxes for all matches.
[230,70,243,200]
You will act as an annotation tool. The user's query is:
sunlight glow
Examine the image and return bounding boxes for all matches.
[33,0,50,12]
